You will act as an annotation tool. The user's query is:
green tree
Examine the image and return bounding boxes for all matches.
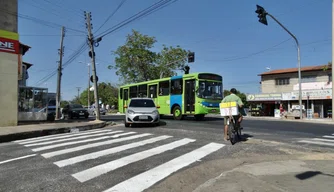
[109,29,189,84]
[70,96,81,104]
[223,89,249,107]
[60,100,69,108]
[78,90,94,106]
[322,61,332,71]
[78,82,118,107]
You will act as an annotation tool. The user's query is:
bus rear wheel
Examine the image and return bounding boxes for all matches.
[173,106,182,120]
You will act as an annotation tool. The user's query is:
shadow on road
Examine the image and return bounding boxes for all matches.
[295,171,334,180]
[240,133,253,142]
[127,121,167,128]
[161,115,222,122]
[18,115,126,125]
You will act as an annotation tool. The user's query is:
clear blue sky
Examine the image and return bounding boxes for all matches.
[18,0,332,100]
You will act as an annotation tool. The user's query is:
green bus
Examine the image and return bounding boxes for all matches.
[118,72,223,120]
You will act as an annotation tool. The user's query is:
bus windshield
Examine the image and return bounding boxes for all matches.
[197,81,223,99]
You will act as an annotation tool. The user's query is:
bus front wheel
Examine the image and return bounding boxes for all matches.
[173,106,182,120]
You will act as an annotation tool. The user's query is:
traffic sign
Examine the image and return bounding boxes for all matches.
[90,75,98,83]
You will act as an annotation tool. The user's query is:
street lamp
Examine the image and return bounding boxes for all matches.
[255,5,303,119]
[79,61,99,108]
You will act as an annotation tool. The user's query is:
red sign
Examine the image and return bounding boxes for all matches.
[0,37,19,54]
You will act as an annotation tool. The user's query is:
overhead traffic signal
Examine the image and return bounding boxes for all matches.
[255,5,268,25]
[184,65,190,74]
[188,52,195,63]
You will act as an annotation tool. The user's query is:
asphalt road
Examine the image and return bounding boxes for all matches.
[1,115,333,192]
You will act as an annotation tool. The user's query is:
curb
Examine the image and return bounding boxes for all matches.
[0,121,107,143]
[243,116,334,125]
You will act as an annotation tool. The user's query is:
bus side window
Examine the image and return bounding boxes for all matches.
[159,81,169,96]
[124,89,129,100]
[149,85,157,98]
[138,84,147,97]
[120,88,123,99]
[171,79,182,95]
[129,86,137,98]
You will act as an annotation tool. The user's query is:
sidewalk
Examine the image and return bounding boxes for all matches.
[194,159,334,192]
[0,120,107,143]
[243,116,334,125]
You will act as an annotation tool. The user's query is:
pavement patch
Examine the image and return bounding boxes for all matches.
[236,160,312,176]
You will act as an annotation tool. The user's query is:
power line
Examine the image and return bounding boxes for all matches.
[201,38,292,63]
[24,0,85,28]
[13,34,85,37]
[94,0,127,33]
[0,8,86,34]
[96,0,178,38]
[42,0,85,18]
[34,42,89,86]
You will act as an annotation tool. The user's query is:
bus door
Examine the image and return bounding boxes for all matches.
[184,79,195,113]
[123,88,129,112]
[148,84,158,105]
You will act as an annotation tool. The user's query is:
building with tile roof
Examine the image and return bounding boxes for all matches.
[246,64,332,118]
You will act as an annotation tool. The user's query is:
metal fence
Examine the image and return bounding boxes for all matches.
[18,86,48,121]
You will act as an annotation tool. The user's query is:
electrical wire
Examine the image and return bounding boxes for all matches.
[0,8,86,34]
[34,42,89,86]
[42,0,85,18]
[202,38,292,62]
[96,0,178,38]
[25,0,85,28]
[94,0,127,33]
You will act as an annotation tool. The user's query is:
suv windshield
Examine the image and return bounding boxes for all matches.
[71,104,83,108]
[129,99,155,107]
[198,81,223,99]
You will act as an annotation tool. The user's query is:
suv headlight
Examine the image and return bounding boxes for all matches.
[152,110,159,115]
[127,110,135,114]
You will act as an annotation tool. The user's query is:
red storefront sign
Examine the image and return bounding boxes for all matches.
[0,37,19,54]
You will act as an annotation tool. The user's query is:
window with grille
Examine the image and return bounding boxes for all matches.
[275,78,290,85]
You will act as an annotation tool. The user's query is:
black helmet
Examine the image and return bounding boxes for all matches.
[230,88,237,94]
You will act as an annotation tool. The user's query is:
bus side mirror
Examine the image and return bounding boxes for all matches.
[124,105,128,108]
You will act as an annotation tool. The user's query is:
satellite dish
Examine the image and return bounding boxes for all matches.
[266,67,271,71]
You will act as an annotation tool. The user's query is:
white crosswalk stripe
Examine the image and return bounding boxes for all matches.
[298,133,334,147]
[15,129,112,144]
[24,131,124,147]
[103,142,224,192]
[31,132,136,152]
[15,129,225,192]
[54,135,173,167]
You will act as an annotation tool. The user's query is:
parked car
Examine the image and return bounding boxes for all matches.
[62,104,89,119]
[93,108,106,116]
[38,105,60,121]
[124,98,160,127]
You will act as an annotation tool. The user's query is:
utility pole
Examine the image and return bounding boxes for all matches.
[76,87,81,99]
[88,63,91,107]
[255,5,303,119]
[55,26,65,120]
[85,11,101,120]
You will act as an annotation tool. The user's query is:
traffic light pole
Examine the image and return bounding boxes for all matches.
[266,13,302,119]
[255,5,303,119]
